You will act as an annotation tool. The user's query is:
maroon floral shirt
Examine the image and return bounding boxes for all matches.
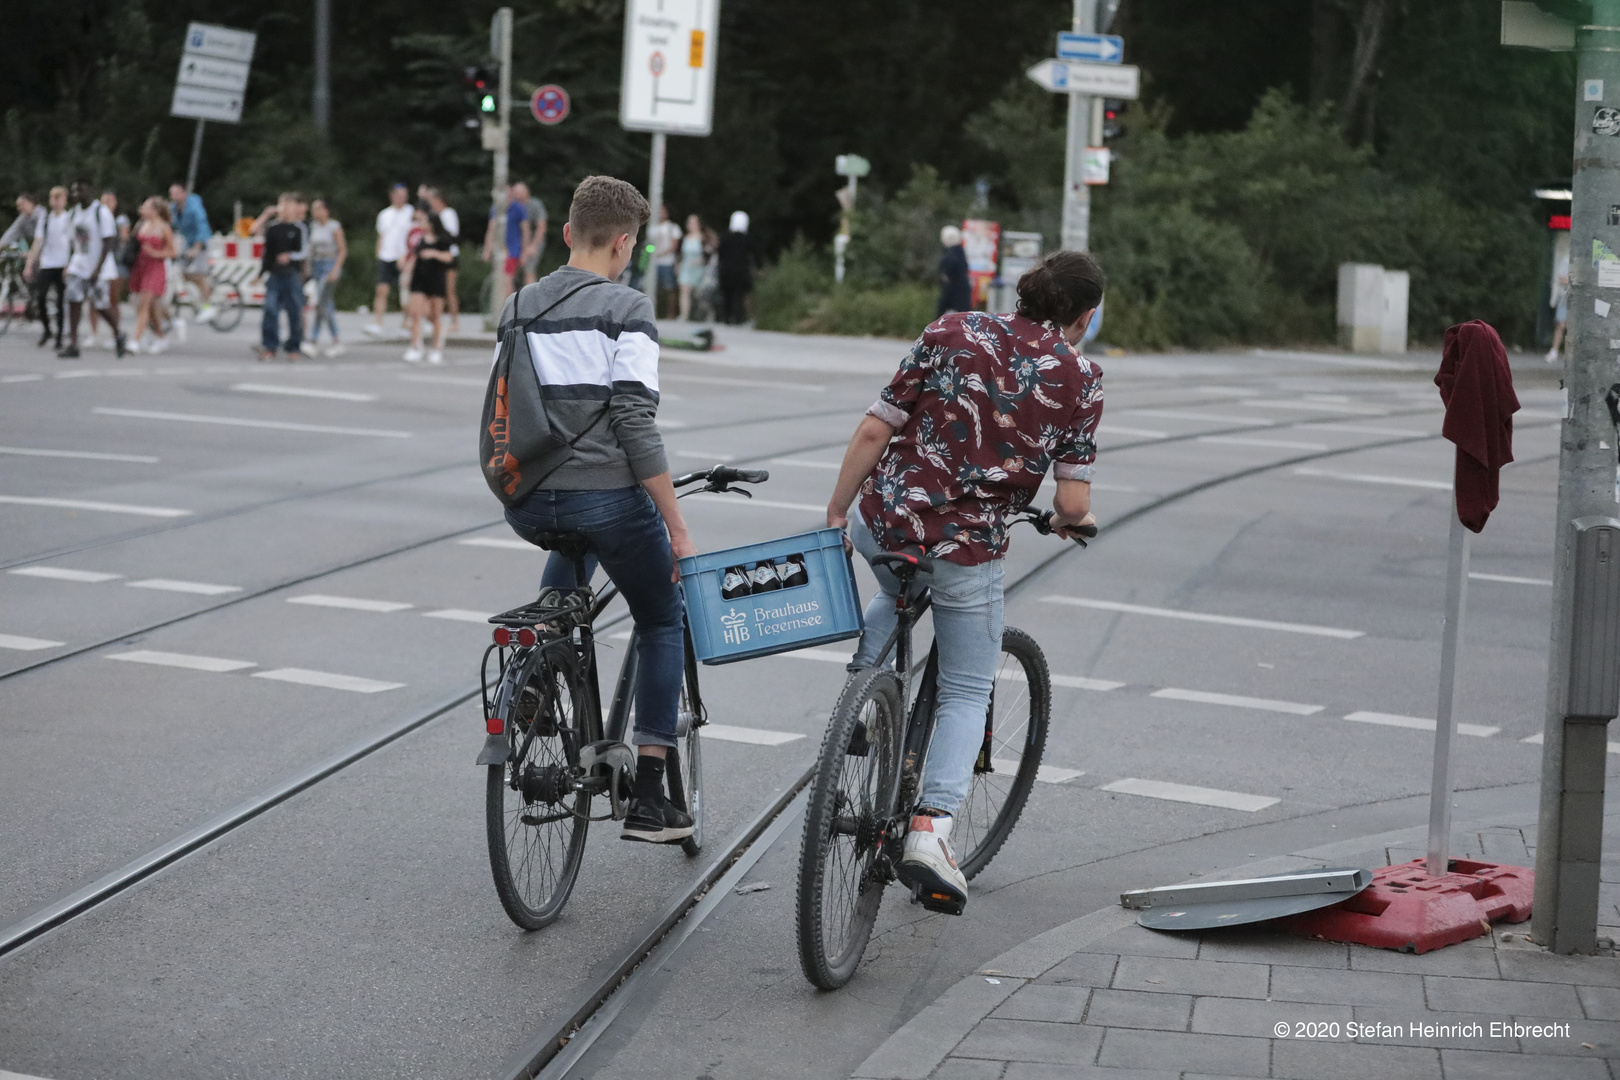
[857,311,1103,565]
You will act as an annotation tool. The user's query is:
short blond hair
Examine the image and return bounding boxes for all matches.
[568,175,649,249]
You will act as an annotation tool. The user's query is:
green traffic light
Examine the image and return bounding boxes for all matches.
[480,94,496,113]
[645,243,655,252]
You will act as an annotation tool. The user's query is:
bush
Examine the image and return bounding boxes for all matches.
[752,236,830,331]
[803,284,935,338]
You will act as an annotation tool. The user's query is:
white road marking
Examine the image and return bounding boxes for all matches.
[786,647,853,662]
[769,457,843,469]
[1293,467,1450,490]
[0,445,159,463]
[93,407,410,438]
[1042,595,1363,639]
[458,537,532,550]
[1343,710,1499,738]
[1198,436,1329,452]
[687,493,824,513]
[1116,409,1270,425]
[1,373,46,383]
[989,758,1086,784]
[232,382,378,402]
[127,579,242,595]
[0,495,191,517]
[1101,777,1279,812]
[1150,688,1324,715]
[700,723,806,746]
[661,371,827,392]
[1091,482,1139,492]
[251,668,404,693]
[398,373,486,387]
[1240,399,1389,416]
[9,567,122,583]
[1100,425,1169,439]
[998,666,1124,692]
[287,594,414,613]
[423,608,496,623]
[0,633,65,650]
[1469,572,1552,586]
[1308,423,1431,438]
[674,450,737,461]
[107,650,256,673]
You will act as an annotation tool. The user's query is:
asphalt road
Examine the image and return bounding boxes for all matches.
[0,318,1579,1080]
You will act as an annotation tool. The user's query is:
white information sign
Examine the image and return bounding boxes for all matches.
[171,22,256,124]
[1026,58,1140,100]
[183,23,257,64]
[176,55,250,94]
[620,0,721,135]
[171,85,244,124]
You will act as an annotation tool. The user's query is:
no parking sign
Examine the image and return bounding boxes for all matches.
[530,84,570,125]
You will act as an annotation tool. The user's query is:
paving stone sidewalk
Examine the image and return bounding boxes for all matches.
[854,820,1620,1080]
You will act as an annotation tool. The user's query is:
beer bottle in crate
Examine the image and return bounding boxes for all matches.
[721,566,752,600]
[749,560,783,592]
[775,553,808,588]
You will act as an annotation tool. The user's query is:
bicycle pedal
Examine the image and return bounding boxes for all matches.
[912,882,966,916]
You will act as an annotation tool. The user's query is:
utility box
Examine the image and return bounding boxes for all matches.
[1337,263,1408,355]
[1567,516,1620,721]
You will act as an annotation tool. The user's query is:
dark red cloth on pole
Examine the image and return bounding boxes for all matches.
[1435,321,1519,532]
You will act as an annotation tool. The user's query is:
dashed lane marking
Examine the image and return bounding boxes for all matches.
[1240,399,1390,416]
[1306,423,1432,438]
[700,723,806,746]
[1099,425,1169,439]
[768,457,842,469]
[1115,408,1272,425]
[287,594,414,613]
[1042,596,1364,639]
[1198,435,1329,452]
[9,567,122,583]
[0,445,159,463]
[998,666,1125,692]
[686,493,825,513]
[1292,467,1450,491]
[232,382,378,402]
[991,758,1086,784]
[458,537,531,550]
[674,450,737,461]
[1101,777,1279,812]
[251,668,404,693]
[126,578,241,595]
[398,373,486,387]
[92,407,410,439]
[1150,688,1324,716]
[661,371,827,392]
[423,609,496,623]
[107,650,256,673]
[1522,731,1620,754]
[0,633,66,650]
[1469,572,1552,586]
[1343,710,1499,738]
[0,495,191,517]
[1,373,46,383]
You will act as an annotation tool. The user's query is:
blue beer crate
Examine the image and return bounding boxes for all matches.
[678,527,864,665]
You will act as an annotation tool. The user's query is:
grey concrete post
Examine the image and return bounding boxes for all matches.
[313,0,331,134]
[1059,0,1097,252]
[1532,0,1620,955]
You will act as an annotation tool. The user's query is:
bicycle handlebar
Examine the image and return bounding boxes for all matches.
[673,464,770,489]
[1016,508,1098,546]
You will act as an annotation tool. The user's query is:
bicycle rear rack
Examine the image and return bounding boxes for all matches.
[490,586,595,631]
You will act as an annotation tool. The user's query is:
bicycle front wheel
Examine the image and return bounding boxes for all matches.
[209,284,244,332]
[953,626,1051,880]
[796,667,904,990]
[486,644,592,930]
[0,272,18,336]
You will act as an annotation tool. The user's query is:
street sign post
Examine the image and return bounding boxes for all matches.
[170,22,257,192]
[1026,58,1140,99]
[1057,32,1123,63]
[531,85,570,125]
[833,154,870,284]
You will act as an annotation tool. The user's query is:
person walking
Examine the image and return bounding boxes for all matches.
[717,210,752,325]
[251,192,309,362]
[2,192,42,253]
[824,250,1105,913]
[403,205,452,364]
[1547,248,1571,364]
[169,183,214,323]
[306,197,347,357]
[649,204,682,317]
[419,186,461,331]
[520,182,547,286]
[60,180,125,358]
[677,213,706,321]
[483,181,530,314]
[936,224,972,317]
[24,187,69,350]
[365,183,413,337]
[88,190,130,349]
[128,196,177,354]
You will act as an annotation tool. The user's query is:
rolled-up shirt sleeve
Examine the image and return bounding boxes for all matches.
[866,330,941,431]
[1052,366,1103,482]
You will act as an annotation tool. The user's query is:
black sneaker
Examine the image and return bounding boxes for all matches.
[57,345,80,359]
[620,793,694,843]
[114,332,127,358]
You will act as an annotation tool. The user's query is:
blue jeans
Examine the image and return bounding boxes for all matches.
[261,269,303,353]
[505,486,684,748]
[310,258,339,342]
[850,507,1004,815]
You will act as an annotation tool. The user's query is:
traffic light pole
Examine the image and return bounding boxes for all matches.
[489,6,514,322]
[642,132,666,301]
[1059,0,1096,252]
[1532,0,1620,956]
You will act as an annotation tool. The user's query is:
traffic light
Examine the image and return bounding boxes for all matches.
[462,66,498,130]
[1102,99,1127,142]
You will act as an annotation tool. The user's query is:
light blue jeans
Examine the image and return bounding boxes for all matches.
[849,507,1004,815]
[310,258,340,342]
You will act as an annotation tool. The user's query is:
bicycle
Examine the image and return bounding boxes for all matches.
[170,271,246,335]
[796,509,1097,989]
[478,464,770,930]
[0,248,29,337]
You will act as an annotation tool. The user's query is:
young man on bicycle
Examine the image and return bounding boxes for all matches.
[497,175,699,844]
[825,250,1105,912]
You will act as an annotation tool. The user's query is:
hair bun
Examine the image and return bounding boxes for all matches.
[1015,250,1106,327]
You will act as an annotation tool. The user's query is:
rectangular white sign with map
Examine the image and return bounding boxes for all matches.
[620,0,721,136]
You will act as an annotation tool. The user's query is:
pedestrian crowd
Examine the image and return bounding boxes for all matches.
[638,203,752,324]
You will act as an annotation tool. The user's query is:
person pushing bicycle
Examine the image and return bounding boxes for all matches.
[824,250,1105,913]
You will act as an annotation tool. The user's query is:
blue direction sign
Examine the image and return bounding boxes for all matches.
[1057,32,1124,64]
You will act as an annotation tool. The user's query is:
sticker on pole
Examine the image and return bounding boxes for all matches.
[1595,107,1620,137]
[530,84,570,125]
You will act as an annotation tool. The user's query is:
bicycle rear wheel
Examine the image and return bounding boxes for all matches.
[953,626,1051,880]
[0,272,18,336]
[666,642,704,856]
[796,667,904,990]
[486,644,592,930]
[209,284,245,332]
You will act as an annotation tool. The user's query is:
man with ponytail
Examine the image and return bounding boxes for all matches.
[825,250,1106,913]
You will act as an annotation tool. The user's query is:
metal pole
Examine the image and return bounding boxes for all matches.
[642,131,667,300]
[1426,511,1471,877]
[1533,0,1620,955]
[489,7,514,323]
[313,0,331,134]
[184,119,206,193]
[1060,0,1097,252]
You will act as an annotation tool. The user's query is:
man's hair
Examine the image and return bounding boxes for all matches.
[16,192,37,205]
[280,191,306,204]
[568,175,649,249]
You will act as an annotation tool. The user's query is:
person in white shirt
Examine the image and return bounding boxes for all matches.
[366,183,415,336]
[648,204,682,317]
[22,188,67,349]
[59,180,125,358]
[88,190,130,349]
[419,185,462,331]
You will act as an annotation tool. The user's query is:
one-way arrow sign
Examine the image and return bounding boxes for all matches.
[1057,32,1124,64]
[1027,58,1140,99]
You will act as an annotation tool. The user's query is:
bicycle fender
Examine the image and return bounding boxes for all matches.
[475,733,510,766]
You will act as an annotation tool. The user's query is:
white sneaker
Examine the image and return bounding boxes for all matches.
[402,347,424,363]
[363,323,385,337]
[426,349,443,365]
[1545,348,1559,364]
[324,342,346,358]
[173,318,187,344]
[300,342,320,358]
[127,339,145,355]
[197,305,215,323]
[899,812,967,914]
[148,337,169,354]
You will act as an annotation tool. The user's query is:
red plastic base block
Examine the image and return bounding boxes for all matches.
[1283,858,1534,954]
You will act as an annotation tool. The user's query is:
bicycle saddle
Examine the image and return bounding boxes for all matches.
[871,551,935,580]
[532,531,592,560]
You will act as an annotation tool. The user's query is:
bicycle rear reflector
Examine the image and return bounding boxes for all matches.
[492,627,512,647]
[492,627,539,647]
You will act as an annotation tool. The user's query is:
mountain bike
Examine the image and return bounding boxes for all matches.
[170,272,246,335]
[0,249,28,337]
[796,509,1096,989]
[478,464,769,930]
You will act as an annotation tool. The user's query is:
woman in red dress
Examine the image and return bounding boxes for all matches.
[129,196,177,354]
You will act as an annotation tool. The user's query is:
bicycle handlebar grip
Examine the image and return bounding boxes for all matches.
[733,469,769,484]
[707,465,769,485]
[1075,522,1099,539]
